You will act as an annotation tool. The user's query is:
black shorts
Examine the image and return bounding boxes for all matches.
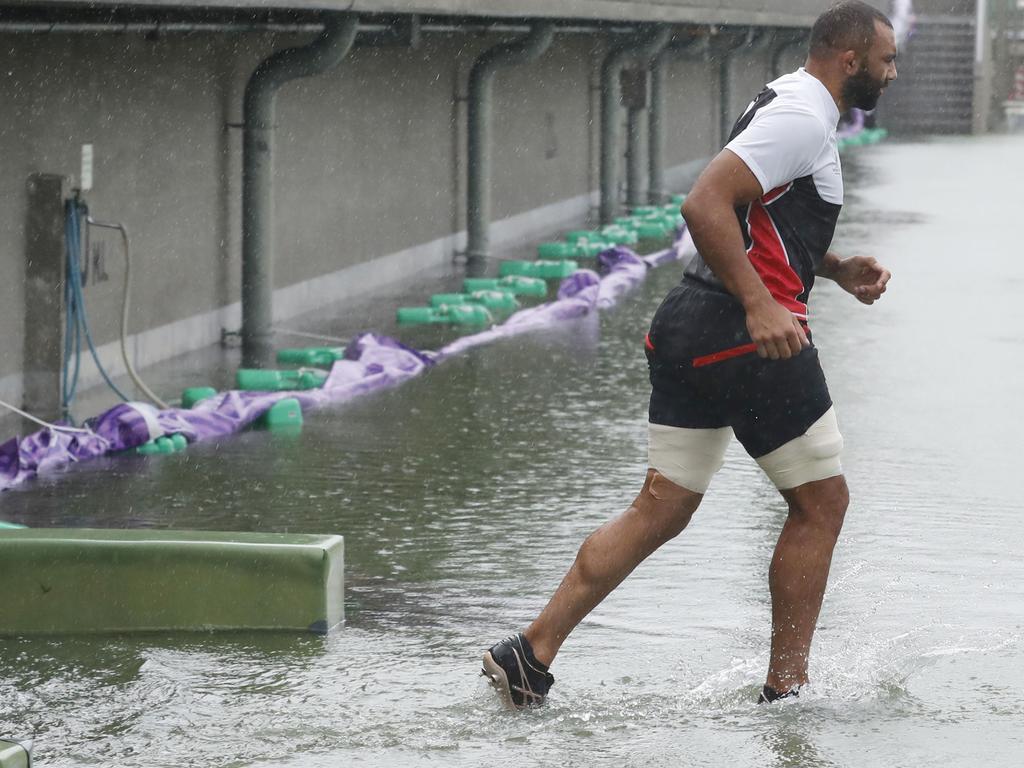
[646,279,833,459]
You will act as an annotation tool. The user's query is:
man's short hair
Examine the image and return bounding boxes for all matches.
[810,1,893,58]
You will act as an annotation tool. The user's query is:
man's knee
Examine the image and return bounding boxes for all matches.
[635,469,703,542]
[784,476,849,538]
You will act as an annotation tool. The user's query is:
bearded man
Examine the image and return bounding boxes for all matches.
[483,0,898,707]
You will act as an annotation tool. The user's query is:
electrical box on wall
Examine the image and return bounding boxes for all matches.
[80,143,93,192]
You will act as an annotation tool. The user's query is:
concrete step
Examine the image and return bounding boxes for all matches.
[882,15,976,136]
[898,79,974,90]
[906,46,975,59]
[892,115,974,126]
[898,87,975,101]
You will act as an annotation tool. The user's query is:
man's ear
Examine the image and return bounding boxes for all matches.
[840,49,859,74]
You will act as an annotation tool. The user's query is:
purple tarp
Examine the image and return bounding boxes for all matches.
[0,231,691,494]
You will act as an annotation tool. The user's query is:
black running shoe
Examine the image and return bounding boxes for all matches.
[481,633,554,709]
[758,684,800,704]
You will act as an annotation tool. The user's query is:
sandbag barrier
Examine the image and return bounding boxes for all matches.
[0,218,697,496]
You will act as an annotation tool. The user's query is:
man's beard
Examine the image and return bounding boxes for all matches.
[842,66,885,111]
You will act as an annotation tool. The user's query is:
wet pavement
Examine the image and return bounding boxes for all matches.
[1,133,1023,767]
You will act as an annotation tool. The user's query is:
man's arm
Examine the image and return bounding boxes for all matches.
[816,250,892,305]
[681,150,809,360]
[815,251,845,281]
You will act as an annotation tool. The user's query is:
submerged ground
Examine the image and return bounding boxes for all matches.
[1,134,1022,767]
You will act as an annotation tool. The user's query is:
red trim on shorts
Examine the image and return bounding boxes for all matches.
[691,323,809,368]
[692,342,758,368]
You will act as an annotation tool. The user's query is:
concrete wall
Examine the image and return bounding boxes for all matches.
[0,33,231,398]
[664,55,720,166]
[20,0,884,27]
[0,23,796,411]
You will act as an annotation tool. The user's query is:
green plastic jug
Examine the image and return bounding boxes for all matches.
[236,368,328,392]
[276,347,346,367]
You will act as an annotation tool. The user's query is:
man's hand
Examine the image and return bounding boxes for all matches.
[745,296,810,360]
[834,256,891,305]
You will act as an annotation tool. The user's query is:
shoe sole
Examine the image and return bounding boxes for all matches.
[481,651,518,710]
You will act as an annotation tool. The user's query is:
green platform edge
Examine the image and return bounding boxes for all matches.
[0,739,30,768]
[0,529,344,636]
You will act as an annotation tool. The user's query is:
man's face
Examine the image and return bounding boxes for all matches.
[842,20,898,111]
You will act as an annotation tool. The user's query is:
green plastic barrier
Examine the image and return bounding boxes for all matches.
[236,368,328,392]
[276,347,345,367]
[429,290,518,312]
[634,222,672,240]
[0,739,30,768]
[462,276,547,298]
[564,229,602,244]
[499,260,578,280]
[396,303,493,326]
[858,127,888,144]
[630,205,661,216]
[670,193,687,205]
[576,241,613,258]
[598,226,639,246]
[257,397,303,433]
[182,386,217,409]
[136,434,188,456]
[0,522,25,530]
[0,529,344,635]
[536,242,581,259]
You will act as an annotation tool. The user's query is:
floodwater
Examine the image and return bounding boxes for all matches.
[1,134,1023,767]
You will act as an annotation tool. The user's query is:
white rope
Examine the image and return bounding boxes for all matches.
[87,216,169,409]
[0,397,94,434]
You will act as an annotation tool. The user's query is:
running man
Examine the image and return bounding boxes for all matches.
[483,0,897,707]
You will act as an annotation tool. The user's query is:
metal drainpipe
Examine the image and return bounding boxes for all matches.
[465,22,556,266]
[714,29,773,146]
[771,31,810,79]
[599,25,670,224]
[648,35,707,204]
[241,13,359,367]
[624,92,645,209]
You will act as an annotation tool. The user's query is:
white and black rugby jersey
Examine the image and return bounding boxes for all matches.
[684,67,843,321]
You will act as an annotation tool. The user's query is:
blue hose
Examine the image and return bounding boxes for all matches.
[62,199,130,419]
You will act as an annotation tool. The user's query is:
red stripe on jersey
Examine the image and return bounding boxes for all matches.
[644,332,655,351]
[761,182,793,205]
[746,201,807,317]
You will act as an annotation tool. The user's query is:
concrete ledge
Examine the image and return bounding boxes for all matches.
[0,529,344,635]
[9,0,823,27]
[0,739,31,768]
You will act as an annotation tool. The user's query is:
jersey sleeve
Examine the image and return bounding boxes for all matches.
[724,105,829,195]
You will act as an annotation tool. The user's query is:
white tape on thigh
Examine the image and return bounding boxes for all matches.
[648,423,732,494]
[755,406,844,490]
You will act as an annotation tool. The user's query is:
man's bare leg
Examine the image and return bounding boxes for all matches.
[523,468,703,667]
[765,474,849,693]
